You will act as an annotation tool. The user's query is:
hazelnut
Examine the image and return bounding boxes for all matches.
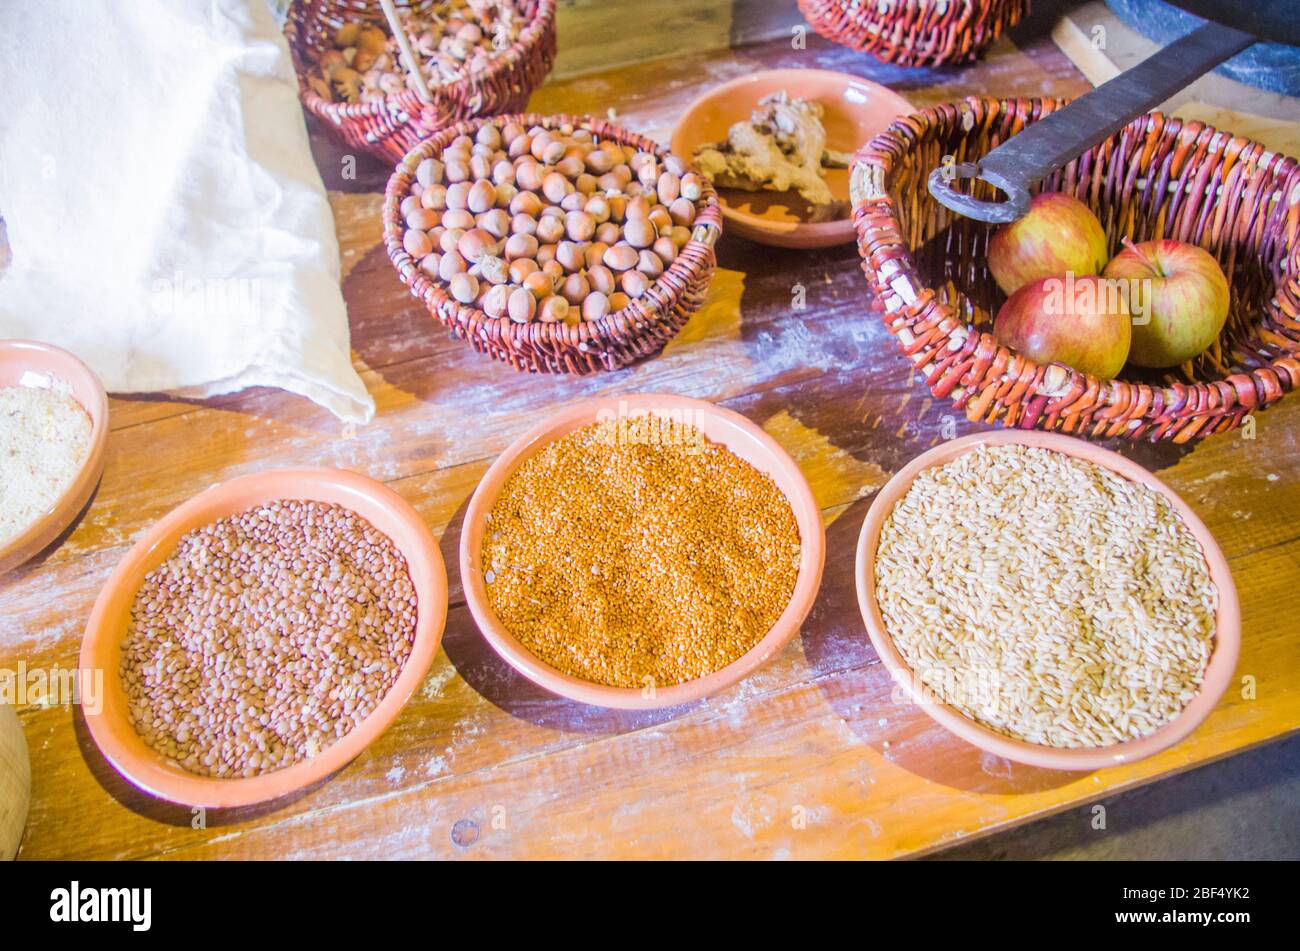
[657,171,681,204]
[441,208,476,231]
[416,158,444,188]
[482,284,511,319]
[624,217,657,249]
[449,272,479,304]
[438,250,467,281]
[542,172,570,204]
[562,273,590,305]
[511,212,539,236]
[476,255,509,286]
[406,207,440,231]
[457,228,497,262]
[504,232,540,261]
[621,269,649,299]
[669,197,697,227]
[479,208,511,239]
[539,296,570,323]
[523,271,554,298]
[508,287,537,323]
[582,292,611,321]
[587,264,616,295]
[637,250,665,278]
[468,180,497,214]
[556,241,586,272]
[421,184,448,210]
[445,182,472,211]
[403,229,433,258]
[509,258,540,283]
[565,211,596,242]
[603,243,639,272]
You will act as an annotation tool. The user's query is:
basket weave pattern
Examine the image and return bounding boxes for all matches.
[851,96,1300,442]
[798,0,1029,67]
[287,0,557,163]
[384,113,724,374]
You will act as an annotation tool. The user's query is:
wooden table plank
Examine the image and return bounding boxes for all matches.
[4,28,1298,860]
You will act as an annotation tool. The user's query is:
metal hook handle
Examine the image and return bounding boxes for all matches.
[927,162,1030,224]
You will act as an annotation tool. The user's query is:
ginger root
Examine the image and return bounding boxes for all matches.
[693,91,848,221]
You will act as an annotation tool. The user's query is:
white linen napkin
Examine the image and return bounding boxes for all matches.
[0,0,375,423]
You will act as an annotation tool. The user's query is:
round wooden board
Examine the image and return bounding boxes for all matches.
[0,704,30,860]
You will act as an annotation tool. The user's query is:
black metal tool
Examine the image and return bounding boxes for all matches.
[927,0,1298,223]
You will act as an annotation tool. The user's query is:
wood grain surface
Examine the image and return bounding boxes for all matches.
[3,20,1298,860]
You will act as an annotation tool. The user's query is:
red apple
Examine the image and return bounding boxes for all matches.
[988,193,1109,296]
[1101,238,1229,368]
[994,274,1132,379]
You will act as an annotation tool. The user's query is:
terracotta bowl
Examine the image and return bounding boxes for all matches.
[670,68,912,248]
[461,394,826,709]
[0,340,110,576]
[80,468,448,808]
[855,431,1241,771]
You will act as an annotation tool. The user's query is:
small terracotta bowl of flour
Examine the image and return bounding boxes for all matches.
[0,339,109,575]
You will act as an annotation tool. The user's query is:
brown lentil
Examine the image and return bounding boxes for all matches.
[120,500,418,778]
[482,418,801,689]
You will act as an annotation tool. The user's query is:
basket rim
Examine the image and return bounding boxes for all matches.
[382,111,724,362]
[797,0,1028,66]
[288,0,557,124]
[849,94,1300,441]
[799,0,984,30]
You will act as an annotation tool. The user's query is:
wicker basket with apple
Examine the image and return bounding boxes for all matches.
[850,97,1300,442]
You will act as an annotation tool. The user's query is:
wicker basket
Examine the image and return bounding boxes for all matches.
[798,0,1029,67]
[384,113,724,374]
[287,0,557,163]
[850,97,1300,442]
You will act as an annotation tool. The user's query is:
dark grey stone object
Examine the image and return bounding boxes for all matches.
[1107,0,1300,95]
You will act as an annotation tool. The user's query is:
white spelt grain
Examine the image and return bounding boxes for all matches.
[874,444,1217,749]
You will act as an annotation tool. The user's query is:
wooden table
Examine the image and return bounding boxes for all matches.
[5,23,1299,861]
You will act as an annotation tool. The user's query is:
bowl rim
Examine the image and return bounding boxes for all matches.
[669,67,914,248]
[854,429,1241,770]
[79,466,449,808]
[0,339,110,576]
[460,393,827,709]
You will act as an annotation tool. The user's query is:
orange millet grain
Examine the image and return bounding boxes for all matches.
[482,417,802,688]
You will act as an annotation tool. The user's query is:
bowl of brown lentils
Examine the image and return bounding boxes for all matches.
[80,468,448,807]
[384,113,723,374]
[460,393,826,709]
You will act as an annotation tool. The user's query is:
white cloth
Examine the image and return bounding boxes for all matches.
[0,0,374,423]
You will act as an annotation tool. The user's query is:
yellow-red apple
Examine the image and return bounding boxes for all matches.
[994,274,1131,379]
[1101,238,1229,368]
[988,193,1109,296]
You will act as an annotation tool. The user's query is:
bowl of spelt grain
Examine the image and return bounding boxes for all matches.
[855,431,1240,771]
[80,467,448,808]
[461,393,826,709]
